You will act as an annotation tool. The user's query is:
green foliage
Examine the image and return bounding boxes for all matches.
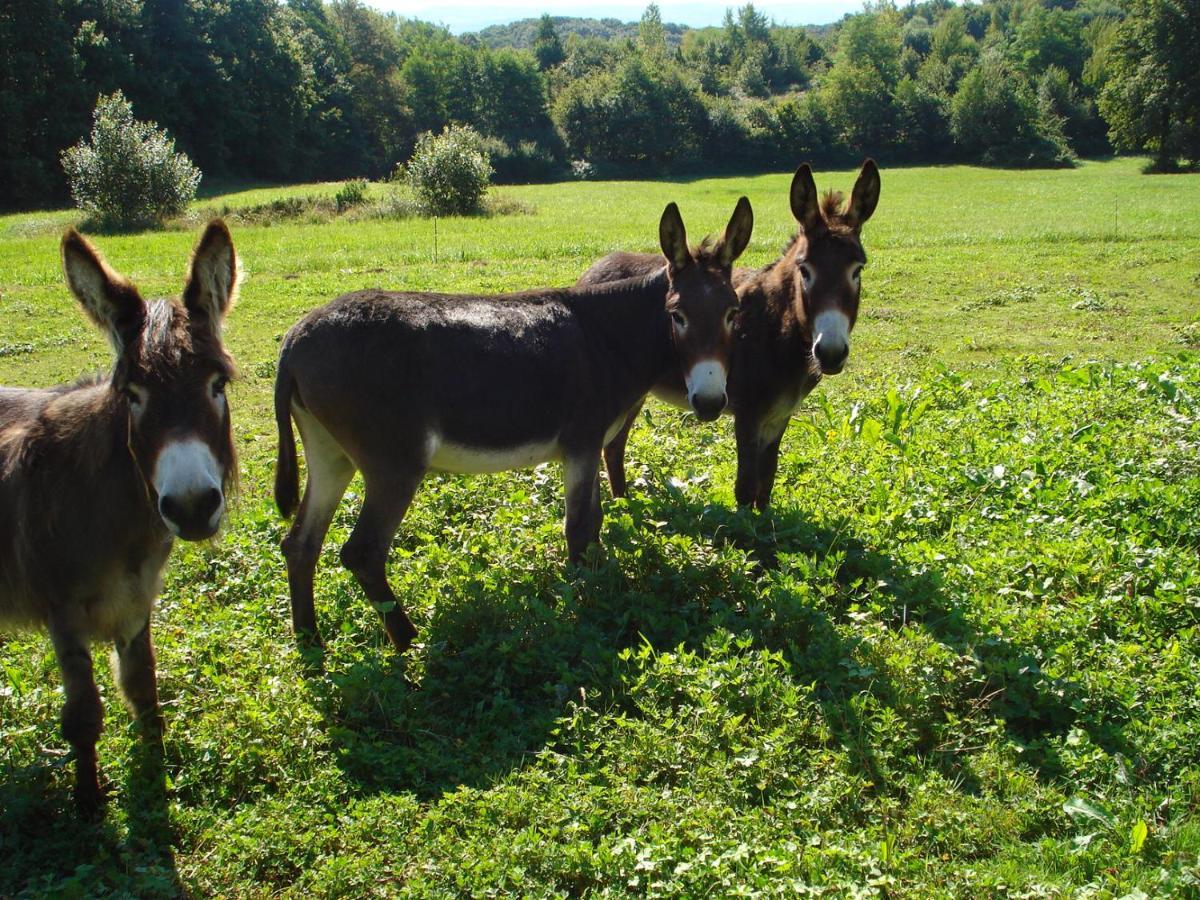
[0,0,1187,212]
[552,54,705,171]
[60,92,201,230]
[404,125,493,216]
[1,161,1200,894]
[333,179,368,211]
[533,14,565,70]
[1098,0,1200,171]
[951,60,1074,167]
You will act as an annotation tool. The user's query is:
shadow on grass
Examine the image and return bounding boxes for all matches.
[295,486,1129,804]
[0,724,182,897]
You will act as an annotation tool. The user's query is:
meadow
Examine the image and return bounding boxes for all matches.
[1,157,1198,896]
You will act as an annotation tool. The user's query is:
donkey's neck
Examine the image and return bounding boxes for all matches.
[568,270,674,389]
[740,258,809,340]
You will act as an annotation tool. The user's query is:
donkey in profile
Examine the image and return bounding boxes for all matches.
[579,161,880,510]
[275,199,753,652]
[0,222,239,813]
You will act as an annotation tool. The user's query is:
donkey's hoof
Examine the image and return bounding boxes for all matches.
[384,622,418,654]
[73,780,109,819]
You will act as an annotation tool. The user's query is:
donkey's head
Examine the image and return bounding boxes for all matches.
[61,221,238,541]
[659,197,753,420]
[787,160,880,375]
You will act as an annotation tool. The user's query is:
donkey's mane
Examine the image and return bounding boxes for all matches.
[695,233,729,267]
[132,298,236,380]
[779,189,856,256]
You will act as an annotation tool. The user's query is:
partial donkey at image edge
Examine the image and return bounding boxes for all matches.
[0,222,239,814]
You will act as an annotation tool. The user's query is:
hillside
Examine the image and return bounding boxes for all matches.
[471,15,688,49]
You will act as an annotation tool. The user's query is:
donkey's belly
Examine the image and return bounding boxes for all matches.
[427,435,561,474]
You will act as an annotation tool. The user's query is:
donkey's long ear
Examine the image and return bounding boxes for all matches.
[844,159,881,231]
[789,163,823,234]
[183,219,238,336]
[61,229,145,353]
[659,202,691,272]
[713,196,753,270]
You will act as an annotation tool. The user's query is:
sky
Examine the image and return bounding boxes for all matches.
[368,1,866,33]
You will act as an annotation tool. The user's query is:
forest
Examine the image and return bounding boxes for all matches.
[2,0,1197,210]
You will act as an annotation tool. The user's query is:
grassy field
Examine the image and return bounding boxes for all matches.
[1,158,1198,896]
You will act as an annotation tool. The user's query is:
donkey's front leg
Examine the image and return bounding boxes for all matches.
[733,414,764,508]
[49,619,105,814]
[116,619,163,741]
[564,453,603,563]
[753,429,786,511]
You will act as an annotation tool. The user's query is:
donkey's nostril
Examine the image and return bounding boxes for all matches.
[197,487,222,521]
[160,495,185,525]
[692,392,727,422]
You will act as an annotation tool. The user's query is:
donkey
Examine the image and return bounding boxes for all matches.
[274,199,753,652]
[578,161,880,510]
[0,222,239,813]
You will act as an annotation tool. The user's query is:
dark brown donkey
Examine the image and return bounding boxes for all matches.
[579,161,880,510]
[274,199,753,651]
[0,223,239,812]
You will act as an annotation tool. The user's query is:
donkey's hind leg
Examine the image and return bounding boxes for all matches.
[339,471,424,652]
[565,453,603,564]
[48,618,105,814]
[282,407,356,649]
[603,403,642,499]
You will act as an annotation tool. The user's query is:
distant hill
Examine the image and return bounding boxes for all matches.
[471,16,688,50]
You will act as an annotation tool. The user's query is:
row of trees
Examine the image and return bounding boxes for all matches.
[1,0,1196,210]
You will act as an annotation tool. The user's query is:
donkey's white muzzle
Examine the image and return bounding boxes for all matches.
[153,437,225,540]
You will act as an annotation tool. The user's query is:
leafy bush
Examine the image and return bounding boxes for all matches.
[950,61,1074,167]
[334,179,369,210]
[404,125,493,216]
[60,92,201,229]
[478,136,565,184]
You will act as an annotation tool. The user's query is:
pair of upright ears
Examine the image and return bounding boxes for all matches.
[60,221,238,353]
[659,196,754,272]
[791,159,881,235]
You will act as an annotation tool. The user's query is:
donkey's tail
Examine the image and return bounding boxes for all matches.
[274,350,300,519]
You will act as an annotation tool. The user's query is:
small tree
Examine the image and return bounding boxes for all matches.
[404,125,493,216]
[61,92,201,229]
[533,14,564,71]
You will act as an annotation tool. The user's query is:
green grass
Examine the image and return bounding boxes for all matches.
[1,158,1199,896]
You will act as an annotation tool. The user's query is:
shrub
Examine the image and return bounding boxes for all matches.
[950,61,1074,167]
[479,136,565,184]
[334,178,369,210]
[404,125,493,216]
[61,91,201,229]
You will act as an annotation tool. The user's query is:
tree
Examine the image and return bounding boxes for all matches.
[638,4,668,59]
[1098,0,1200,171]
[533,14,564,70]
[950,59,1073,166]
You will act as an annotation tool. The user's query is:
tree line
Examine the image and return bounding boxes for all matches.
[1,0,1196,211]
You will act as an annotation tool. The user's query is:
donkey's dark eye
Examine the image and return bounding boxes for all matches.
[670,311,688,330]
[124,386,144,406]
[724,308,737,327]
[211,375,229,397]
[799,263,815,284]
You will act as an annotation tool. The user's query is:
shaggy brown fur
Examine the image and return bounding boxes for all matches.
[0,221,239,814]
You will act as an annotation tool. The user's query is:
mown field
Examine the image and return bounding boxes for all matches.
[1,158,1199,896]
